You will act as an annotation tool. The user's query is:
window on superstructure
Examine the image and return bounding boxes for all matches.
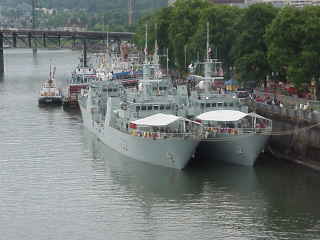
[165,105,171,110]
[218,102,223,107]
[224,102,228,107]
[154,105,159,110]
[201,103,205,108]
[160,105,164,110]
[212,103,216,108]
[206,103,210,108]
[141,106,146,110]
[229,102,234,107]
[136,106,140,111]
[148,105,152,110]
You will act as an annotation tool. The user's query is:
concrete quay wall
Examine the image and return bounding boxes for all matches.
[251,102,320,170]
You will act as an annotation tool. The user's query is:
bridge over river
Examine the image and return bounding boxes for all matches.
[0,29,135,73]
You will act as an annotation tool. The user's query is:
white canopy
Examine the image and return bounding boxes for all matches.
[196,110,248,122]
[131,113,182,127]
[247,112,269,120]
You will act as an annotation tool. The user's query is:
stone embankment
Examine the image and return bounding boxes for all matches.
[250,98,320,170]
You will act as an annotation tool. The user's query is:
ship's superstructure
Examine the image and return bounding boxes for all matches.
[63,59,97,109]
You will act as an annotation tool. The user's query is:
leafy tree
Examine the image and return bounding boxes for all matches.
[232,3,278,87]
[167,0,210,71]
[266,6,320,98]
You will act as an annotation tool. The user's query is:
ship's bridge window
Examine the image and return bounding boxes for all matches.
[113,89,117,92]
[154,105,159,110]
[136,106,140,111]
[218,102,223,107]
[165,105,171,110]
[148,105,152,110]
[141,106,147,111]
[206,103,210,108]
[212,103,216,107]
[160,105,164,110]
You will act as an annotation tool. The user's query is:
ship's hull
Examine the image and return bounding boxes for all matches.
[62,98,79,110]
[38,96,63,106]
[80,104,199,170]
[196,134,270,166]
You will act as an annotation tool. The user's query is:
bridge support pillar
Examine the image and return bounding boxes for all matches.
[83,39,87,67]
[13,33,17,48]
[43,34,46,48]
[58,35,61,48]
[0,33,4,74]
[72,36,76,49]
[28,33,32,48]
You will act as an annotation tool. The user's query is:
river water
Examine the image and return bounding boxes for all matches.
[0,49,320,240]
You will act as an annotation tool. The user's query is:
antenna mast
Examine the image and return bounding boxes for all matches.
[144,24,148,64]
[128,0,135,25]
[206,22,209,61]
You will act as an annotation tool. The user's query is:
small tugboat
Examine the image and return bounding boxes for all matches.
[38,65,63,106]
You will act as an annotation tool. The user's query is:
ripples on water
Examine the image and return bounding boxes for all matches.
[0,49,319,240]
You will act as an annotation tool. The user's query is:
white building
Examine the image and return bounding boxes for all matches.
[250,0,320,7]
[168,0,177,6]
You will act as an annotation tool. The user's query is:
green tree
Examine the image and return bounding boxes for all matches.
[266,6,320,98]
[232,3,278,87]
[168,0,210,72]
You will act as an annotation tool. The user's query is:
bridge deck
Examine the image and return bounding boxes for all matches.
[0,29,134,40]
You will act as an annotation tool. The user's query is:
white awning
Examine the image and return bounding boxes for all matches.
[131,113,182,127]
[247,112,270,120]
[196,110,248,122]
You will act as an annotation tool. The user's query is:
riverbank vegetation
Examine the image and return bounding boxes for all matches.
[134,0,320,99]
[0,0,167,32]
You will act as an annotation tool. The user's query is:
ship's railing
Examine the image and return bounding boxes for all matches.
[202,126,272,138]
[128,129,200,140]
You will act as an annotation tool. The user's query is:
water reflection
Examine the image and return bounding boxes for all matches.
[83,129,320,239]
[255,158,320,238]
[83,129,205,201]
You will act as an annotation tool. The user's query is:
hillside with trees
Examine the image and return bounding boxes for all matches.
[0,0,167,31]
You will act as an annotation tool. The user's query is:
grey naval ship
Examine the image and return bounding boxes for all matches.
[184,22,272,166]
[79,51,201,170]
